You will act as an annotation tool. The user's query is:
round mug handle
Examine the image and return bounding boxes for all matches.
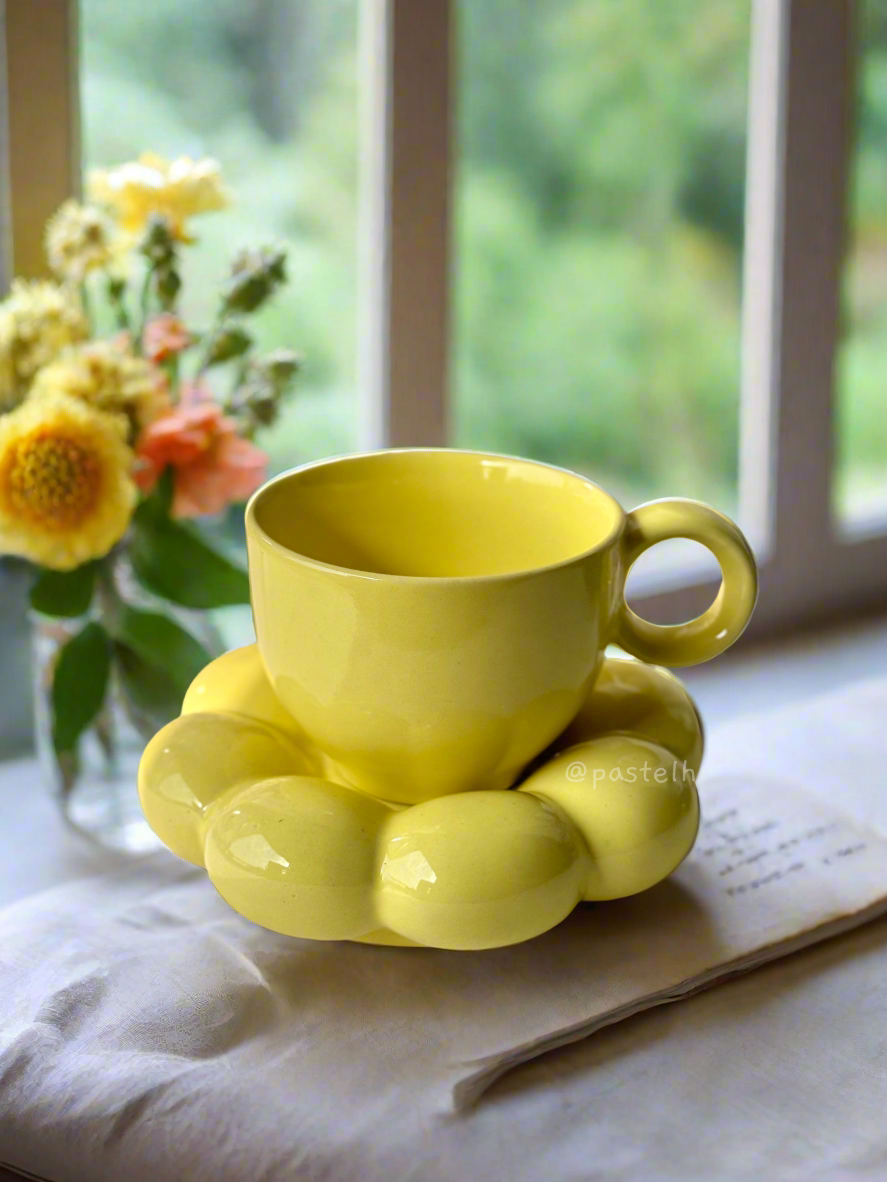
[614,499,758,668]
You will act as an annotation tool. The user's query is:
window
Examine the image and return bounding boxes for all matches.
[80,0,361,475]
[353,0,887,633]
[1,0,886,756]
[454,1,751,519]
[837,0,887,527]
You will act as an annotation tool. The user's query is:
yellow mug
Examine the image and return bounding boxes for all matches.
[246,449,756,804]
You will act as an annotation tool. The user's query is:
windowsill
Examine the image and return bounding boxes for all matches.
[682,610,887,727]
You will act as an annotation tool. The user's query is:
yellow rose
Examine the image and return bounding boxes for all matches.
[31,340,170,440]
[0,281,88,412]
[45,200,119,283]
[0,393,136,570]
[89,152,230,242]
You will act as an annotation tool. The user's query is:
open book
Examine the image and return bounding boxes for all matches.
[455,678,887,1105]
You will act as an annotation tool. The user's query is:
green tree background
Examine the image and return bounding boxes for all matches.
[81,0,887,518]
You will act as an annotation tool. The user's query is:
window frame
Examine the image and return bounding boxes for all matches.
[2,0,81,280]
[358,0,451,450]
[0,0,80,755]
[741,0,887,635]
[356,0,887,640]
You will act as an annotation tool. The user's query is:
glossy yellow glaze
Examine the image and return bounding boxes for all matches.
[520,736,700,900]
[614,499,758,667]
[182,642,312,747]
[246,450,755,804]
[376,791,588,950]
[205,776,394,942]
[555,653,704,777]
[138,711,308,866]
[139,648,704,949]
[140,449,750,950]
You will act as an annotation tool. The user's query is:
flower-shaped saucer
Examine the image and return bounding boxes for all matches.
[138,648,703,950]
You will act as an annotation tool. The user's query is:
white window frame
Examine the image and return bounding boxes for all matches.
[1,0,81,280]
[0,0,884,752]
[356,0,887,641]
[0,0,80,754]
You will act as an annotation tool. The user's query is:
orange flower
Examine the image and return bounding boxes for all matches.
[136,401,266,518]
[143,313,191,363]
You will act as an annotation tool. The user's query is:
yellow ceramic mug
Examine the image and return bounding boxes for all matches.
[246,449,756,804]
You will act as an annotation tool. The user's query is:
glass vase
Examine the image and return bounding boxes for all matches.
[30,560,223,853]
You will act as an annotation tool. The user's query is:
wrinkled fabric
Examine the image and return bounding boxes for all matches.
[2,678,887,1182]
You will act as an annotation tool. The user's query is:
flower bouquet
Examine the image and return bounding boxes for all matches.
[0,153,300,845]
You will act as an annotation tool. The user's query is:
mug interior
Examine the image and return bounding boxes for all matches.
[249,450,623,578]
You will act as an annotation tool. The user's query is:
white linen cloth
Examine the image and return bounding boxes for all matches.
[2,677,887,1182]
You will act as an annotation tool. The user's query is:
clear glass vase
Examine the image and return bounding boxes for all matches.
[30,560,223,853]
[32,611,159,852]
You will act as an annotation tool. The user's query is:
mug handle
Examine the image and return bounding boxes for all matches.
[613,499,758,668]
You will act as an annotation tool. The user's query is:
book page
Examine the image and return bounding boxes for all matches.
[703,678,887,841]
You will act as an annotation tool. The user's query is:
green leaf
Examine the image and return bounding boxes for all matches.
[130,509,250,609]
[30,563,96,618]
[205,325,253,367]
[115,605,212,697]
[151,466,175,517]
[114,642,187,736]
[51,621,111,754]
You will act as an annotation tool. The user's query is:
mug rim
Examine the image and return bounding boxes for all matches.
[245,447,627,585]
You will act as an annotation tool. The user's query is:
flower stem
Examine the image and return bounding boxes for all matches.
[165,353,180,399]
[96,555,124,631]
[79,281,93,332]
[135,264,154,354]
[194,306,229,380]
[106,276,131,332]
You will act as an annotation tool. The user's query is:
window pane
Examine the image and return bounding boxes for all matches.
[80,0,359,475]
[836,0,887,525]
[453,0,751,518]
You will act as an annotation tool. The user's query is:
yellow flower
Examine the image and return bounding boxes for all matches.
[45,200,118,283]
[88,152,230,242]
[31,340,170,440]
[0,281,89,412]
[0,393,136,570]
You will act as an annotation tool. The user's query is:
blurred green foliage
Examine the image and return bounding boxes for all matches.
[82,0,360,475]
[454,0,748,509]
[839,0,887,514]
[81,0,887,517]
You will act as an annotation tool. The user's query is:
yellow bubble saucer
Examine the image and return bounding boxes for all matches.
[139,647,703,950]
